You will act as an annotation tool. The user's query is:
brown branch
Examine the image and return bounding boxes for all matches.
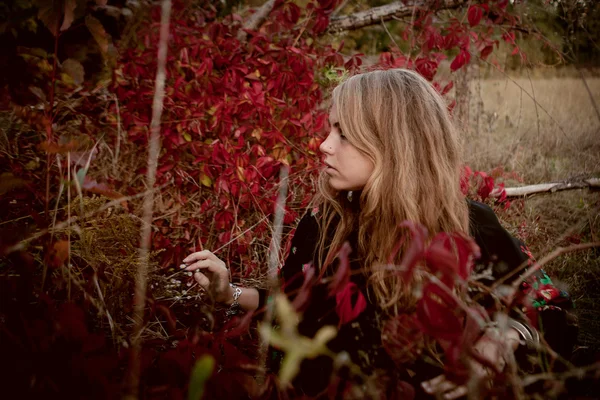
[237,0,277,42]
[124,0,171,398]
[504,178,600,197]
[326,0,472,34]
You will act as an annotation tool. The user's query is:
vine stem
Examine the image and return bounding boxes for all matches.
[124,0,172,398]
[45,30,60,218]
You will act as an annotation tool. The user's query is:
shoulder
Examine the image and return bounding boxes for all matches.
[467,199,510,239]
[468,199,500,228]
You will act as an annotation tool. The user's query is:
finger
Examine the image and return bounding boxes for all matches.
[184,259,211,272]
[182,251,205,264]
[183,250,217,264]
[193,270,210,290]
[443,385,468,400]
[433,378,458,394]
[421,375,448,394]
[423,376,457,395]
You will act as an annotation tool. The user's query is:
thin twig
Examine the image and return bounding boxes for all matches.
[576,66,600,129]
[511,242,600,289]
[113,94,122,175]
[380,17,401,51]
[476,54,569,139]
[124,0,171,397]
[257,166,289,385]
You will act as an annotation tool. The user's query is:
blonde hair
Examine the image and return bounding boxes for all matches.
[315,69,469,313]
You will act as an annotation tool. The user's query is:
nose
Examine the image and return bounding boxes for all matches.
[319,133,334,155]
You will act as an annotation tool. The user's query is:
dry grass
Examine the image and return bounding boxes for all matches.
[461,69,600,351]
[463,72,600,183]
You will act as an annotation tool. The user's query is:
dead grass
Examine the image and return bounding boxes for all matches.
[464,73,600,183]
[463,69,600,352]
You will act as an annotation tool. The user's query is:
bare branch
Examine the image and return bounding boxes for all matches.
[237,0,277,42]
[257,166,289,385]
[504,178,600,197]
[326,0,471,34]
[125,0,171,397]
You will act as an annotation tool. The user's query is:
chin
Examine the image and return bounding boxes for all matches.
[329,181,361,192]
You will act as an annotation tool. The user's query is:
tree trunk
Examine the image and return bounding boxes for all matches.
[237,0,277,41]
[326,0,472,34]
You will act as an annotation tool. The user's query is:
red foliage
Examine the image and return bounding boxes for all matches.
[113,0,350,279]
[0,0,531,397]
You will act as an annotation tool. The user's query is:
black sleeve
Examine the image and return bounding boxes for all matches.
[468,200,578,359]
[255,210,320,311]
[468,200,529,282]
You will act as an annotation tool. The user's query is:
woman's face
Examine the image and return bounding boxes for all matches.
[319,104,375,191]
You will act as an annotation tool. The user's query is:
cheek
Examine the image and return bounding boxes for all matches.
[358,159,375,182]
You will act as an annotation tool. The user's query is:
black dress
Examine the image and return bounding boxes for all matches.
[256,200,576,398]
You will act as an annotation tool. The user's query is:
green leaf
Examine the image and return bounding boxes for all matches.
[76,167,88,187]
[187,355,214,400]
[199,173,212,187]
[183,132,192,142]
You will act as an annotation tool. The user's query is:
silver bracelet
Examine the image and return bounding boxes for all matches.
[508,317,540,346]
[225,283,242,317]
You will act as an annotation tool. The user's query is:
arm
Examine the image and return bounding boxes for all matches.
[468,200,577,356]
[182,209,320,314]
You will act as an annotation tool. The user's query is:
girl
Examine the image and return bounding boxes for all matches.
[182,69,576,398]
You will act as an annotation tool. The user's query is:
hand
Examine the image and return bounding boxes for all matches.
[182,250,233,304]
[421,328,520,399]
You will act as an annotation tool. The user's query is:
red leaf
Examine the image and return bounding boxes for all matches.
[426,232,480,285]
[335,282,367,325]
[415,57,438,81]
[475,173,495,200]
[450,49,471,72]
[327,241,352,296]
[381,314,423,365]
[389,221,428,280]
[480,45,494,60]
[292,262,316,312]
[441,80,454,96]
[467,5,483,27]
[415,282,463,342]
[502,32,516,44]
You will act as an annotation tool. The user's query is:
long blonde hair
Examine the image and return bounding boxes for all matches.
[315,69,469,313]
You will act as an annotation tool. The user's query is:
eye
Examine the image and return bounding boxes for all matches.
[333,123,346,140]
